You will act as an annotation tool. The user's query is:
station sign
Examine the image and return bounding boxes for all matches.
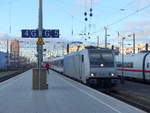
[22,29,38,38]
[21,29,59,38]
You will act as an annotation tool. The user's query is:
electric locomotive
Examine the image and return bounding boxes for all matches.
[48,48,120,87]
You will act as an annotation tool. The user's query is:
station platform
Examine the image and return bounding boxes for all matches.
[0,69,146,113]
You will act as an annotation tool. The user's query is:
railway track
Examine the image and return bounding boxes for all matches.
[51,69,150,112]
[98,89,150,113]
[0,68,31,83]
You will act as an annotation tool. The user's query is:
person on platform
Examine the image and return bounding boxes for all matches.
[45,63,50,74]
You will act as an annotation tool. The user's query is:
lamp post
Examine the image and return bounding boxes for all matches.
[37,0,43,68]
[121,37,125,84]
[118,31,126,84]
[6,40,9,71]
[104,27,110,48]
[56,42,65,56]
[97,36,99,47]
[128,33,135,54]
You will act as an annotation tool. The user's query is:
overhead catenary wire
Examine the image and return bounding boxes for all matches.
[89,2,150,36]
[88,0,93,39]
[84,0,88,37]
[85,0,137,36]
[71,16,74,36]
[9,1,12,34]
[54,0,85,23]
[121,0,136,9]
[107,3,150,27]
[54,0,86,37]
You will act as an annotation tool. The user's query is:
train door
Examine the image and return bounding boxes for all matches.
[74,54,80,80]
[143,53,150,81]
[145,59,150,81]
[81,54,85,81]
[78,54,82,81]
[78,54,84,81]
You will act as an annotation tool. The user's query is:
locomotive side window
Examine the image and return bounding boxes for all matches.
[82,55,84,62]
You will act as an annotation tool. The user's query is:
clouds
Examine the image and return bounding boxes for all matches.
[121,20,150,43]
[0,32,21,41]
[108,20,150,44]
[0,33,12,40]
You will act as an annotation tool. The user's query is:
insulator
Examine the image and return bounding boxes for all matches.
[90,8,92,12]
[90,13,93,17]
[88,37,90,39]
[84,12,87,16]
[85,17,88,21]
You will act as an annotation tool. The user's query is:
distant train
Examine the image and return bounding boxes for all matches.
[45,48,120,87]
[115,51,150,82]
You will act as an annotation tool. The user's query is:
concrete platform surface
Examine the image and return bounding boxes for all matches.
[0,70,146,113]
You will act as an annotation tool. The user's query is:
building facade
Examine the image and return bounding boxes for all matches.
[0,52,7,69]
[10,40,20,65]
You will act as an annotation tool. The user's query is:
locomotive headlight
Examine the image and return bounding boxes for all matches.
[90,73,95,77]
[111,73,115,77]
[110,73,117,77]
[100,64,104,67]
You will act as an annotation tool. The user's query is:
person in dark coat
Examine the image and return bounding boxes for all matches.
[45,63,50,74]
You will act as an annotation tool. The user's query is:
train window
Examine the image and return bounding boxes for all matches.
[89,52,114,67]
[89,53,101,59]
[82,55,84,62]
[116,62,133,68]
[101,53,113,61]
[116,62,122,67]
[147,63,149,68]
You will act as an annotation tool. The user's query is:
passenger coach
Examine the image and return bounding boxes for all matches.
[115,51,150,82]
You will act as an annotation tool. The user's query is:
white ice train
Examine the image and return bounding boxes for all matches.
[47,48,120,87]
[115,51,150,82]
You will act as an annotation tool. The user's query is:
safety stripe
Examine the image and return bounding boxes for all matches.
[117,69,150,73]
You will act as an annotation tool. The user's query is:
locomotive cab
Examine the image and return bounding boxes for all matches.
[87,49,119,87]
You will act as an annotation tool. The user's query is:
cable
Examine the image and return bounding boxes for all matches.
[71,16,74,36]
[54,0,85,23]
[107,3,150,27]
[9,1,12,34]
[85,0,137,36]
[122,0,136,9]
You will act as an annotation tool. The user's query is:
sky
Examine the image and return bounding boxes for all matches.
[0,0,150,58]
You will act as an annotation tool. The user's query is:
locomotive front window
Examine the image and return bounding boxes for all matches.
[89,53,101,59]
[101,53,113,61]
[89,51,114,67]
